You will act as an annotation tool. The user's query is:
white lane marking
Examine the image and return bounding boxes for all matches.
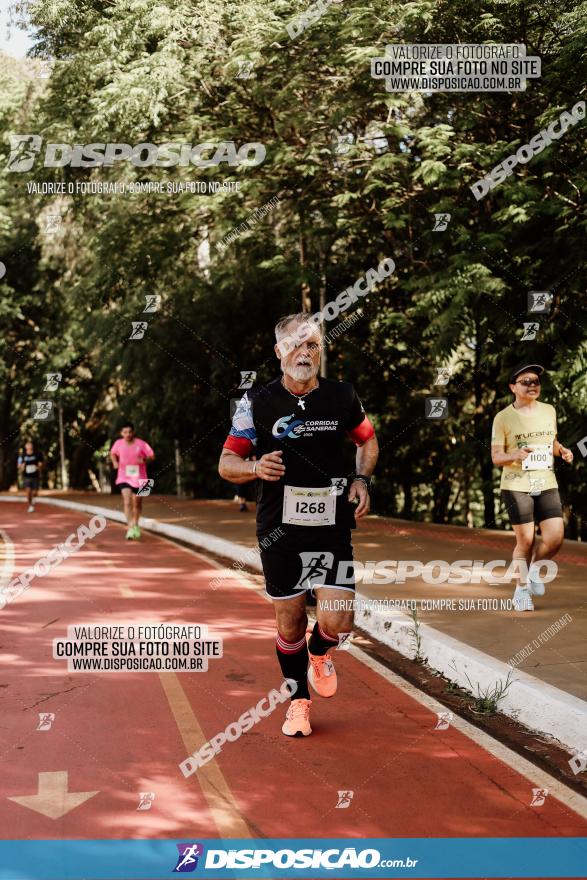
[8,770,99,820]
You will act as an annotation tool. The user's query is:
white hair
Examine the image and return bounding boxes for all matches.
[274,312,324,343]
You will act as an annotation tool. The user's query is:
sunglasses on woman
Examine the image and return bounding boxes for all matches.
[517,378,541,387]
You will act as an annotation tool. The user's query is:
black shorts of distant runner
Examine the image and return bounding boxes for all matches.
[117,482,141,494]
[259,527,355,600]
[23,476,39,491]
[500,488,563,526]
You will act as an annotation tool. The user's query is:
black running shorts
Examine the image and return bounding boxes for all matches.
[23,476,39,491]
[117,482,141,494]
[259,528,355,600]
[500,488,563,526]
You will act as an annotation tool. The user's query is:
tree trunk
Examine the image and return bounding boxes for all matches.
[480,458,495,527]
[402,478,412,519]
[433,474,451,523]
[0,377,15,491]
[298,213,312,312]
[473,320,495,528]
[69,441,92,489]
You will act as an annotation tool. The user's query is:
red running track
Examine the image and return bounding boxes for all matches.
[0,501,585,857]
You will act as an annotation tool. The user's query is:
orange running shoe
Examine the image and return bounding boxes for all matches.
[282,699,312,737]
[307,637,338,698]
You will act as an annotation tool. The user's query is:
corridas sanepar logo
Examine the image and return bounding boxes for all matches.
[5,135,266,172]
[272,414,305,439]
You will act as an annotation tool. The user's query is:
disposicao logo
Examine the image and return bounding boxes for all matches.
[173,843,204,872]
[5,135,266,172]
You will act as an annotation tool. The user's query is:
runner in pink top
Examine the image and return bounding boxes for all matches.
[110,421,155,540]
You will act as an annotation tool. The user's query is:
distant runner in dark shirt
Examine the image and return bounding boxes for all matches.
[18,441,44,513]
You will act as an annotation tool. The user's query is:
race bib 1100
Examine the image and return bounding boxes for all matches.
[522,444,553,471]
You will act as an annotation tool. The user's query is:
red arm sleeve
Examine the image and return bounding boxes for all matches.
[347,415,375,446]
[223,436,254,458]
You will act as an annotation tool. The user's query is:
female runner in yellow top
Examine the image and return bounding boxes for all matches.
[491,363,573,611]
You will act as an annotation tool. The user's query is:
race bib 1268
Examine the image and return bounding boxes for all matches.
[282,485,336,526]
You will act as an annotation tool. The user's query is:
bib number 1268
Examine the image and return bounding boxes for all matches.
[295,501,326,514]
[282,486,336,526]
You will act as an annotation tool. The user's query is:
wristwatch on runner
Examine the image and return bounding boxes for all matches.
[350,473,372,491]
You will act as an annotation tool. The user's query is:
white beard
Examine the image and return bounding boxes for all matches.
[282,362,318,382]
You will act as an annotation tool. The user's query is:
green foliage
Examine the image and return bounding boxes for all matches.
[0,0,586,535]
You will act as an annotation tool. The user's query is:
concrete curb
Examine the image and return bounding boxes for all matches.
[354,600,587,754]
[3,495,587,755]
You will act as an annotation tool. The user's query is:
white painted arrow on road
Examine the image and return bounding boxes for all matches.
[8,771,99,819]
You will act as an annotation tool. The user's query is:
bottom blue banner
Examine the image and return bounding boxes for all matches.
[0,838,586,879]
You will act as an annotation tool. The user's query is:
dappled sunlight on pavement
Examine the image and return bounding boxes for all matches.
[1,500,585,843]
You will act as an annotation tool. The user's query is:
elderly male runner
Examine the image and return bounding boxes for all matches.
[219,313,378,736]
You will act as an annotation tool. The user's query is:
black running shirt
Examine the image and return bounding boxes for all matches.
[18,452,43,475]
[223,377,374,536]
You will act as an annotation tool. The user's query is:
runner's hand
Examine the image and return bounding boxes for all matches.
[513,446,533,462]
[349,479,370,519]
[559,445,574,463]
[256,451,285,481]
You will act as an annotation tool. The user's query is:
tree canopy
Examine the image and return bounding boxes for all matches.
[1,0,586,534]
